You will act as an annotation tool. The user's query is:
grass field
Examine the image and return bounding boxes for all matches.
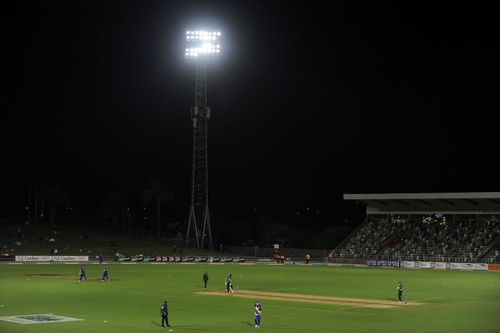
[0,263,499,333]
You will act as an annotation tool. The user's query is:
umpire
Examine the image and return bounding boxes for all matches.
[160,300,171,327]
[203,271,209,290]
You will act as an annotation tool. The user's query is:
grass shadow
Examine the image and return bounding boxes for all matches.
[166,325,206,331]
[241,321,254,327]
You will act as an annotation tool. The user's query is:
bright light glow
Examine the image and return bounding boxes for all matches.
[201,43,211,52]
[185,29,222,59]
[185,30,221,41]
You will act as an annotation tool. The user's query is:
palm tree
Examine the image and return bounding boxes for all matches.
[102,192,128,228]
[143,177,173,239]
[45,185,69,225]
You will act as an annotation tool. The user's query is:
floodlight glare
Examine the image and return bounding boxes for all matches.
[185,29,222,61]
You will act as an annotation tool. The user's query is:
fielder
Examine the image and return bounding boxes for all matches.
[396,281,404,303]
[79,264,87,282]
[254,300,262,328]
[160,300,171,327]
[101,266,110,282]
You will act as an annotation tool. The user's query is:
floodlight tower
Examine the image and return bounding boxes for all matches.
[184,30,221,249]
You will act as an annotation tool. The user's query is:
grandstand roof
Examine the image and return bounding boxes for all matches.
[344,192,500,214]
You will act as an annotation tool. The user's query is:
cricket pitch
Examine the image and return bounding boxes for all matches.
[195,290,425,309]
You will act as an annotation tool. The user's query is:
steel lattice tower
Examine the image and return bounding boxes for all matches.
[184,30,221,249]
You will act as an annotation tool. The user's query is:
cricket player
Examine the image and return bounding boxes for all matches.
[225,273,234,293]
[396,281,404,303]
[202,271,209,290]
[79,265,87,282]
[160,300,170,327]
[101,266,110,282]
[254,300,262,328]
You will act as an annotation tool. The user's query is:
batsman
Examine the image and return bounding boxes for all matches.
[396,281,404,303]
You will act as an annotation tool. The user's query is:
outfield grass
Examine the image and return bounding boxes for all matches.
[0,263,499,332]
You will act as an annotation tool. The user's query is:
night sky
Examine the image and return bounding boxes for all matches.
[2,1,499,224]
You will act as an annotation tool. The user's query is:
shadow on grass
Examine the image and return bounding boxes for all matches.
[242,322,290,330]
[166,325,206,331]
[151,321,161,327]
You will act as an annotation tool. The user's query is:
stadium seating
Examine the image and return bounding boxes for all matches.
[335,215,500,262]
[489,250,500,263]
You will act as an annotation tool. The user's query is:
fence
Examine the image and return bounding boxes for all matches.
[225,246,330,259]
[363,254,486,263]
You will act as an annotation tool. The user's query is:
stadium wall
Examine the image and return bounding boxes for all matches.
[5,255,500,271]
[367,260,494,271]
[226,246,329,259]
[488,263,500,271]
[15,256,89,262]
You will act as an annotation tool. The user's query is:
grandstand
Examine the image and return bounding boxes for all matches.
[336,192,500,263]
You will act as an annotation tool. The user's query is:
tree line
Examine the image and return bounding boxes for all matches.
[25,177,173,239]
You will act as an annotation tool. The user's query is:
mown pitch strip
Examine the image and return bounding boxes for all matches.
[195,290,426,309]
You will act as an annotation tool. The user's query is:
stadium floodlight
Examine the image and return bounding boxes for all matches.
[185,30,222,62]
[184,28,222,250]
